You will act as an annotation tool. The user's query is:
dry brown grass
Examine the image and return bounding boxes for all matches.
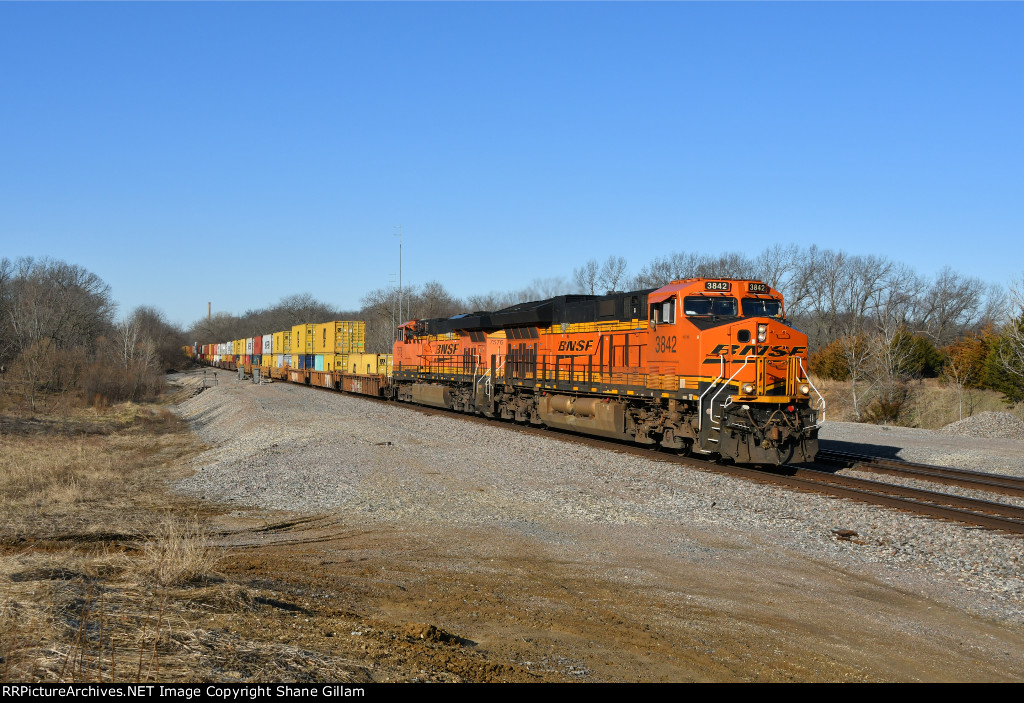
[0,402,228,682]
[137,517,219,589]
[0,396,384,683]
[0,405,199,540]
[813,376,1024,428]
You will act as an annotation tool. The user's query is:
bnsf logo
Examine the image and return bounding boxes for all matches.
[706,344,807,358]
[436,343,458,354]
[557,340,594,353]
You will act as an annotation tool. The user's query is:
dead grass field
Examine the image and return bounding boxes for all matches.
[0,390,570,683]
[812,376,1024,427]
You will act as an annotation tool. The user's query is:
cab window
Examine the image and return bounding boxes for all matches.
[650,298,676,324]
[741,298,782,318]
[683,296,737,316]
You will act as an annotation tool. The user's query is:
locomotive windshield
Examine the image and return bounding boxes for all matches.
[683,296,737,316]
[741,298,783,318]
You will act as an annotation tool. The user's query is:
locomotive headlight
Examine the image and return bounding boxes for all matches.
[741,383,756,395]
[798,383,811,396]
[757,323,768,342]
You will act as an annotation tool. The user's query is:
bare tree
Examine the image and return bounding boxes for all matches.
[515,277,574,301]
[997,274,1024,388]
[359,286,402,354]
[756,244,809,316]
[412,281,463,321]
[466,290,521,312]
[3,257,114,358]
[837,332,874,421]
[598,255,628,293]
[919,267,986,345]
[574,260,599,295]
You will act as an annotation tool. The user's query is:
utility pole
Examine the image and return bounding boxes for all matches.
[389,273,397,342]
[394,225,403,324]
[207,302,211,321]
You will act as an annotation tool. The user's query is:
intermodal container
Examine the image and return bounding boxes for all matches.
[292,324,314,356]
[314,354,324,372]
[262,335,272,355]
[272,330,289,355]
[335,321,365,353]
[347,353,375,375]
[311,321,366,354]
[246,338,254,355]
[322,353,349,372]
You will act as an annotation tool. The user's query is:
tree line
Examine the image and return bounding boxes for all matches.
[5,248,1021,422]
[189,245,1024,421]
[0,257,183,410]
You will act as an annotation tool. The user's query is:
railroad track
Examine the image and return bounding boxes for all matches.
[263,374,1024,536]
[814,449,1024,498]
[775,462,1024,535]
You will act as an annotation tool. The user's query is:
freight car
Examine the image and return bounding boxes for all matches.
[391,278,822,464]
[187,277,822,465]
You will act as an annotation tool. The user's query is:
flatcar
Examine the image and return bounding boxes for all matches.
[391,278,821,464]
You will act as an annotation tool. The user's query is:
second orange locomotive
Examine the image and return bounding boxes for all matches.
[392,278,821,464]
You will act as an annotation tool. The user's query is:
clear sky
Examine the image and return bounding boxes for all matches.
[1,2,1021,327]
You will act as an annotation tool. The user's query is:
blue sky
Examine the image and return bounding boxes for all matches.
[1,2,1021,327]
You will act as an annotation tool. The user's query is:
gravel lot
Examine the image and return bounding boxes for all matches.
[172,370,1024,681]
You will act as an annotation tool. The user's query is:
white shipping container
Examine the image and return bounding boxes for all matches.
[246,338,254,355]
[262,334,272,355]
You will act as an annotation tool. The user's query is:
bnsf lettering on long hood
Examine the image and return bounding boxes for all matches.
[556,339,594,353]
[435,343,458,354]
[704,344,807,361]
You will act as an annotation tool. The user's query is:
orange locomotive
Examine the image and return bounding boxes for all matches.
[392,278,822,464]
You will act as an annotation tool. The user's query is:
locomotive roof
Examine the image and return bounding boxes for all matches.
[414,278,779,335]
[418,289,656,335]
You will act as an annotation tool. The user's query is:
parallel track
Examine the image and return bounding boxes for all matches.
[815,449,1024,498]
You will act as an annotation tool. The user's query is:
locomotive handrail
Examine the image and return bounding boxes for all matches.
[697,355,728,432]
[482,358,505,397]
[701,355,758,432]
[798,358,826,427]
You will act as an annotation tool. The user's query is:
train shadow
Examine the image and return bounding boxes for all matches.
[760,439,905,476]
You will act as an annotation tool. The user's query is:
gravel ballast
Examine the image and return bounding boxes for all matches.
[173,372,1024,634]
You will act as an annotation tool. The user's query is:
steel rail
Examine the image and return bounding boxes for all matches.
[816,448,1024,498]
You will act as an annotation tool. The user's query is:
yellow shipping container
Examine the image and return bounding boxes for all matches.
[335,320,365,353]
[347,352,391,375]
[311,320,366,353]
[345,353,370,375]
[233,339,244,355]
[292,324,314,355]
[322,353,349,372]
[272,330,289,355]
[312,323,334,354]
